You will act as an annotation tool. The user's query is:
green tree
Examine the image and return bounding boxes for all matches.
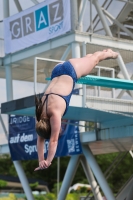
[95,152,133,193]
[29,181,38,190]
[66,193,79,200]
[1,152,133,194]
[45,193,56,200]
[51,182,62,194]
[0,180,7,188]
[0,155,17,176]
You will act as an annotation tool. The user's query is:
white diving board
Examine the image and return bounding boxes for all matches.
[46,75,133,90]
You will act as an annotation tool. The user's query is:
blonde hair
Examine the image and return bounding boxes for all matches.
[35,94,51,139]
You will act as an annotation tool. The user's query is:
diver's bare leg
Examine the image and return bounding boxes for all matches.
[70,49,118,78]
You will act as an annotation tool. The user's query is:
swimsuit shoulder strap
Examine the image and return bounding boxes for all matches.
[42,94,49,116]
[42,92,65,116]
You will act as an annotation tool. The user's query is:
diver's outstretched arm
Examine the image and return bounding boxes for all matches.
[34,113,61,170]
[46,113,61,165]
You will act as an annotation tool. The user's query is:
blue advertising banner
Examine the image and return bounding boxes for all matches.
[45,120,82,158]
[9,115,38,161]
[9,115,82,161]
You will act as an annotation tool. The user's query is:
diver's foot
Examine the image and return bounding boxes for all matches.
[103,49,119,59]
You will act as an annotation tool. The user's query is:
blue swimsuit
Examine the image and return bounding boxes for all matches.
[43,61,77,116]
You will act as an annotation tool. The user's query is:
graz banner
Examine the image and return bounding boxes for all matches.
[8,115,82,161]
[4,0,71,54]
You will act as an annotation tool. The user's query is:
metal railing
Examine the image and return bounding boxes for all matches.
[95,65,115,98]
[34,56,116,102]
[34,57,64,94]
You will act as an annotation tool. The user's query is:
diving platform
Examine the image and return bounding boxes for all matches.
[78,75,133,90]
[1,93,133,125]
[46,75,133,90]
[1,93,133,156]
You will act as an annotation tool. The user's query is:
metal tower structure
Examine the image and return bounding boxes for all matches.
[1,0,133,199]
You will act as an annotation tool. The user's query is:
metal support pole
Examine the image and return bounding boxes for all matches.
[90,0,93,34]
[58,41,81,200]
[78,0,83,31]
[14,161,34,200]
[72,42,85,131]
[5,65,34,200]
[97,68,100,97]
[72,42,81,93]
[95,86,98,96]
[117,74,133,98]
[78,0,88,31]
[129,150,133,158]
[61,44,71,61]
[93,0,133,99]
[14,0,22,12]
[3,3,33,197]
[93,0,112,36]
[111,70,115,98]
[82,41,86,57]
[5,65,13,101]
[117,54,133,98]
[117,89,125,99]
[70,0,78,30]
[0,113,8,139]
[127,188,133,200]
[3,0,9,18]
[102,8,133,39]
[82,85,86,108]
[117,54,131,81]
[58,155,80,200]
[82,145,115,200]
[72,42,80,58]
[80,156,103,200]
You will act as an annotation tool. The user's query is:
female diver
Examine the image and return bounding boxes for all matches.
[34,49,118,170]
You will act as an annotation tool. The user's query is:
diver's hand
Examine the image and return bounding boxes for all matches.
[34,160,51,171]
